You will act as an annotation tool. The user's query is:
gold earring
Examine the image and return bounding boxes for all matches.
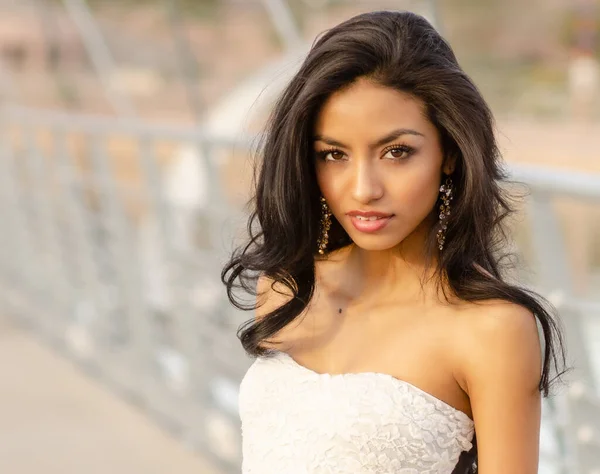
[317,196,332,255]
[437,177,453,251]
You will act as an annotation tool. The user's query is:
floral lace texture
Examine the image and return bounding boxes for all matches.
[239,350,475,474]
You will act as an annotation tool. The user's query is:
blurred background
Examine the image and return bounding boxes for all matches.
[0,0,598,473]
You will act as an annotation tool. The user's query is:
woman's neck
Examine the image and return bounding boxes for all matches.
[322,242,442,307]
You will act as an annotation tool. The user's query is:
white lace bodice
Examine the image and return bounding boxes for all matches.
[238,350,475,474]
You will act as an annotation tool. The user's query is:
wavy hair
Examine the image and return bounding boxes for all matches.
[221,10,567,473]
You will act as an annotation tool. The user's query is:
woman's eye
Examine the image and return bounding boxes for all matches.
[384,146,413,160]
[317,149,345,161]
[316,146,413,161]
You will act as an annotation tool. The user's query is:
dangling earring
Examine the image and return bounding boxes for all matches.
[317,196,332,255]
[437,176,453,251]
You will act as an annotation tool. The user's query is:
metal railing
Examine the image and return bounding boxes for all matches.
[0,105,598,473]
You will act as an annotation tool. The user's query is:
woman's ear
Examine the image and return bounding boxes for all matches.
[442,154,457,175]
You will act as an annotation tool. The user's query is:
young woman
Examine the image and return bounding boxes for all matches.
[222,10,567,474]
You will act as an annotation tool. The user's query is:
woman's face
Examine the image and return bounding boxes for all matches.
[313,77,453,253]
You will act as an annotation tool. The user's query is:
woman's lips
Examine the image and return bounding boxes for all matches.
[349,215,393,233]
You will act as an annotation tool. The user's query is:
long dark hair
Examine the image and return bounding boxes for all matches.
[221,10,567,473]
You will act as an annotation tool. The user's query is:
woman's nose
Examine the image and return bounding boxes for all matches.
[350,160,384,204]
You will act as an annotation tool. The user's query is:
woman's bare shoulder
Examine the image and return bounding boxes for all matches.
[449,298,541,392]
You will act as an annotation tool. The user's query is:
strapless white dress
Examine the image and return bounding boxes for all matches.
[238,350,475,473]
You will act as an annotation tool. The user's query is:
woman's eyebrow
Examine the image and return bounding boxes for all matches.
[313,128,424,149]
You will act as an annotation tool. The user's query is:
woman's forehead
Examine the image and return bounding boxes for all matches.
[314,82,432,140]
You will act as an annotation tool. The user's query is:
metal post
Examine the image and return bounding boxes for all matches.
[428,0,442,33]
[61,0,135,116]
[53,131,104,364]
[164,0,204,121]
[261,0,303,50]
[137,138,209,429]
[34,0,81,108]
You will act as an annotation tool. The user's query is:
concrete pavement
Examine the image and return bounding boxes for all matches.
[0,313,223,474]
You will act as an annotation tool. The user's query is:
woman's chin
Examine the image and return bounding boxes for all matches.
[347,235,403,252]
